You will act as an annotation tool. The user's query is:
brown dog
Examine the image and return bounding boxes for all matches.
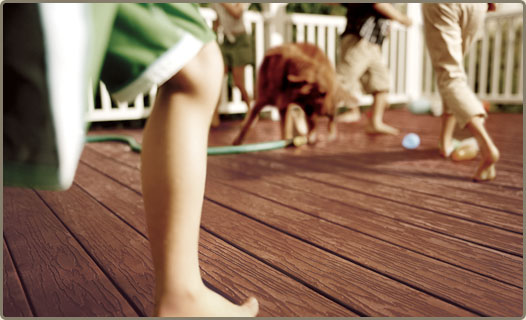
[232,42,359,145]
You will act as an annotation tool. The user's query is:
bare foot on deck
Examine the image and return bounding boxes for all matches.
[467,116,500,182]
[438,141,454,158]
[365,122,400,135]
[156,285,259,317]
[473,143,499,182]
[337,108,361,123]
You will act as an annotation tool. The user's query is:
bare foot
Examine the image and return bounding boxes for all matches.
[365,122,399,135]
[466,115,500,182]
[291,107,308,137]
[438,141,454,158]
[337,108,361,123]
[473,143,499,182]
[307,131,318,144]
[156,285,259,317]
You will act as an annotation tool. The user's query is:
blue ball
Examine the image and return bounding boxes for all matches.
[402,133,420,149]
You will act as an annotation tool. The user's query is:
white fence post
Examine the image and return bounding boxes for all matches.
[404,3,423,103]
[264,3,287,48]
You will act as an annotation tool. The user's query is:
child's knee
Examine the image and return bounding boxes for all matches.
[163,41,224,106]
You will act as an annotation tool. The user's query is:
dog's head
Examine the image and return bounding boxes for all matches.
[285,58,331,111]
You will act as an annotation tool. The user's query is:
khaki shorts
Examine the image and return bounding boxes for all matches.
[422,3,487,128]
[337,34,390,95]
[220,33,254,68]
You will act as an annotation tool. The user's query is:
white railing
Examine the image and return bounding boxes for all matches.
[87,4,523,123]
[420,9,524,105]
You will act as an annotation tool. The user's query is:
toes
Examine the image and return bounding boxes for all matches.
[473,164,496,182]
[241,297,259,316]
[365,124,399,135]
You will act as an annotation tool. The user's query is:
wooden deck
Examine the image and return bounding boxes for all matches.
[3,109,523,317]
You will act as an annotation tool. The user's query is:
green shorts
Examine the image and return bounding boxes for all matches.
[101,3,216,102]
[220,33,254,68]
[4,3,215,190]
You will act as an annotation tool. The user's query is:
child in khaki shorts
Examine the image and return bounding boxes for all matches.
[336,3,412,135]
[422,3,499,181]
[5,3,258,316]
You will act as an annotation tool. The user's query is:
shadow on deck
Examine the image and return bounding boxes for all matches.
[3,109,523,317]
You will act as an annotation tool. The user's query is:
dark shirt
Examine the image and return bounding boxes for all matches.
[342,3,390,46]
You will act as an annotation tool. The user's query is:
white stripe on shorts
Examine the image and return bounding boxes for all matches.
[112,33,204,103]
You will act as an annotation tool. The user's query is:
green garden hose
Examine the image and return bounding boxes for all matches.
[85,134,307,155]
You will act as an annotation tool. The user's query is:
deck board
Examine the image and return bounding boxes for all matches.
[3,242,33,317]
[37,185,155,316]
[203,179,522,316]
[206,159,522,287]
[209,154,522,247]
[72,156,358,316]
[201,200,476,317]
[3,109,523,317]
[3,188,138,317]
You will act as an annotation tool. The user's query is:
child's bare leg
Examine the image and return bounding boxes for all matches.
[141,41,258,317]
[232,65,251,109]
[211,103,221,128]
[438,113,457,157]
[365,91,399,135]
[211,70,230,128]
[466,115,499,181]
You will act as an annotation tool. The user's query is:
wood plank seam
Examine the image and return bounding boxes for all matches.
[255,152,522,216]
[32,190,145,317]
[201,224,367,316]
[211,185,522,289]
[205,179,522,289]
[79,159,142,195]
[210,158,522,257]
[286,176,523,255]
[75,155,360,315]
[289,170,524,239]
[205,161,522,288]
[80,145,521,288]
[3,237,36,316]
[204,197,485,316]
[81,142,522,288]
[250,152,523,224]
[203,174,522,314]
[85,131,523,206]
[79,125,524,316]
[70,170,323,315]
[73,181,148,239]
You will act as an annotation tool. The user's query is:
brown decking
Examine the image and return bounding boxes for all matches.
[3,109,523,317]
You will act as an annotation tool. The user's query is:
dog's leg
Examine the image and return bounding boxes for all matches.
[280,107,292,140]
[306,115,318,144]
[281,104,308,140]
[232,101,264,145]
[327,114,338,142]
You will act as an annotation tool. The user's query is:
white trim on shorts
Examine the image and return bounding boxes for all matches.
[112,33,205,103]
